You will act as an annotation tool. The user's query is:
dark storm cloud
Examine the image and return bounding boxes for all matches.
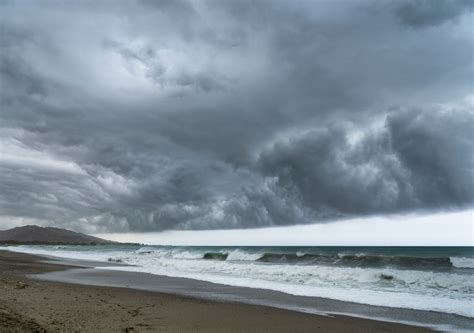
[0,0,472,232]
[395,0,472,28]
[258,106,474,218]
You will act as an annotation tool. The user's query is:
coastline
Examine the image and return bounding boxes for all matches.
[0,249,454,332]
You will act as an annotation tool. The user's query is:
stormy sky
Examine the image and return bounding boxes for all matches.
[0,0,473,234]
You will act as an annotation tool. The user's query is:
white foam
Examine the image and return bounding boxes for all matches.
[97,254,474,317]
[99,262,474,318]
[135,246,155,254]
[171,250,203,259]
[450,257,474,269]
[226,249,262,261]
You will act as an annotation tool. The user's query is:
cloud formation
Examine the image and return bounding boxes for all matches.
[0,0,472,232]
[258,106,474,217]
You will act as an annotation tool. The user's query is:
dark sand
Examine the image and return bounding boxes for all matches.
[0,250,433,332]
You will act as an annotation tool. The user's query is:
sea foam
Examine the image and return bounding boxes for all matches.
[450,257,474,269]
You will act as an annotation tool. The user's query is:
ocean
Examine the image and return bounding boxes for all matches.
[4,245,473,318]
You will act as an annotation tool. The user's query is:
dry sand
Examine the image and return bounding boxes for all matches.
[0,250,433,332]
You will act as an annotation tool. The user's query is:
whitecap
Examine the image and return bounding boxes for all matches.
[450,256,474,269]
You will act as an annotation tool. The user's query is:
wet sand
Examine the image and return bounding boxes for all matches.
[0,250,434,332]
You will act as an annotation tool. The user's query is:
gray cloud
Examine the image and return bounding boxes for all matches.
[0,0,472,232]
[258,106,473,218]
[394,0,472,28]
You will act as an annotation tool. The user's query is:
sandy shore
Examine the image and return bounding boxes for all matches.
[0,250,433,332]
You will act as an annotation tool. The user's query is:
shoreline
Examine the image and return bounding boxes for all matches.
[0,249,461,332]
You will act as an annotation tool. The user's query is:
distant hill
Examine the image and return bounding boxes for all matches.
[0,225,116,245]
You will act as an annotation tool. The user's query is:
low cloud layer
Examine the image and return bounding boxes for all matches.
[0,0,472,233]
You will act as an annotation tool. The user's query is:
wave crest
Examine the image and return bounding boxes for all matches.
[450,256,474,268]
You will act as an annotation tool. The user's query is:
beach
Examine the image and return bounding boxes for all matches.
[0,250,436,332]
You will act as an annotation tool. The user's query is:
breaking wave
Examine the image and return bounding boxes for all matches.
[131,247,474,272]
[450,257,474,269]
[143,250,470,272]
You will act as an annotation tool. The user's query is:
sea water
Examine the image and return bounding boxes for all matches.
[3,245,473,318]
